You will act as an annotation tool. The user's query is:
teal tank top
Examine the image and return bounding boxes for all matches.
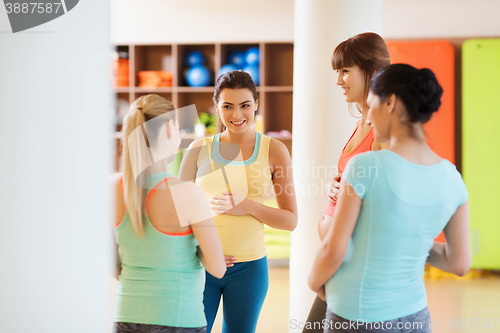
[113,172,206,328]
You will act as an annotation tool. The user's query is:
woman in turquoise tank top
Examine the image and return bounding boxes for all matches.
[308,65,471,332]
[179,70,298,333]
[112,94,226,333]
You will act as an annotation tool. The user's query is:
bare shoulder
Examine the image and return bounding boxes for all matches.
[269,137,290,157]
[182,137,207,161]
[269,138,292,171]
[179,137,208,181]
[187,137,206,149]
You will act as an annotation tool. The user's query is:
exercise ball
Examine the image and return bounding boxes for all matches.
[185,51,205,67]
[218,64,238,78]
[227,50,246,68]
[186,65,211,87]
[245,47,260,66]
[243,65,260,86]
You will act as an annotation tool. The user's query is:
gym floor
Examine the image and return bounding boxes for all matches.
[212,267,500,333]
[110,267,500,332]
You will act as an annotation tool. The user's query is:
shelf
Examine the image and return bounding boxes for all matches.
[220,43,260,67]
[134,87,173,93]
[135,45,174,79]
[113,87,174,93]
[176,87,215,93]
[265,43,294,86]
[114,45,130,89]
[135,91,173,105]
[177,91,215,118]
[264,91,293,133]
[262,86,293,92]
[112,41,295,170]
[177,44,216,87]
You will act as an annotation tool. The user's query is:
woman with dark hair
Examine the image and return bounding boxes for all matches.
[308,64,471,333]
[304,32,391,332]
[179,70,298,333]
[112,94,226,333]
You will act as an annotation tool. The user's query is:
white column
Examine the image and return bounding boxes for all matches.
[0,2,113,333]
[290,0,383,331]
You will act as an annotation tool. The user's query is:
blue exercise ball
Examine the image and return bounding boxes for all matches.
[243,65,260,86]
[186,65,211,87]
[227,50,246,68]
[218,64,238,78]
[245,47,260,66]
[184,51,205,67]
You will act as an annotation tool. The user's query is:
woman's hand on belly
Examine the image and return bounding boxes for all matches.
[225,255,236,267]
[210,192,254,216]
[324,172,342,204]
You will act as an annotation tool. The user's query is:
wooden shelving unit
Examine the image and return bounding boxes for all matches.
[113,42,294,153]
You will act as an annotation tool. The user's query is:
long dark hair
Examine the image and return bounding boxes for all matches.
[332,32,390,115]
[213,70,258,133]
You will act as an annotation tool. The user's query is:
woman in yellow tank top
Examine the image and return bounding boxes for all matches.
[179,70,298,333]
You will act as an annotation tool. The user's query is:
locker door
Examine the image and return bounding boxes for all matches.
[462,38,500,269]
[387,40,456,243]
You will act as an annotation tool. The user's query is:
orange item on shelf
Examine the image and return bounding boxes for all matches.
[158,71,173,87]
[115,68,129,77]
[137,71,173,88]
[138,71,158,78]
[158,71,172,80]
[113,58,130,87]
[116,78,129,87]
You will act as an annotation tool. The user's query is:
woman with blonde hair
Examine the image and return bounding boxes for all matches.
[112,94,226,333]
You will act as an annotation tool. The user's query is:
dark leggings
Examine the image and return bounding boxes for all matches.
[113,322,206,333]
[302,296,328,333]
[323,307,431,333]
[203,256,269,333]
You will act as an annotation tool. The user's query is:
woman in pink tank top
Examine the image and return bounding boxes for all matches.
[302,33,390,333]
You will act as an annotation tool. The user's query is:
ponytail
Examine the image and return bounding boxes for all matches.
[121,94,176,236]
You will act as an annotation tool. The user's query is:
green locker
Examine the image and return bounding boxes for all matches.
[462,38,500,269]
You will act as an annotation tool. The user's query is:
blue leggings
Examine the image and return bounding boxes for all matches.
[203,256,269,333]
